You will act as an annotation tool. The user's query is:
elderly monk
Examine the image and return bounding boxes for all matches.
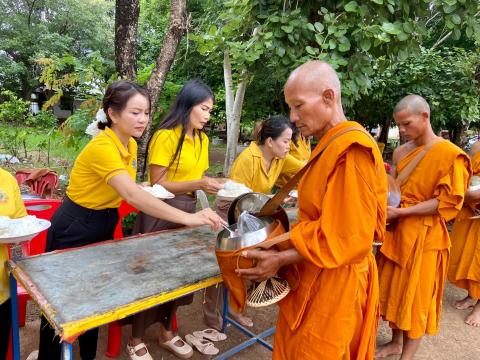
[375,95,471,359]
[237,60,387,360]
[448,140,480,326]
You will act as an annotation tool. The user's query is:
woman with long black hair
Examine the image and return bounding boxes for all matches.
[125,78,223,360]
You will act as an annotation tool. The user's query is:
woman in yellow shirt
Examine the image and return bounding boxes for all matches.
[0,167,27,360]
[37,81,223,360]
[230,115,304,193]
[289,124,311,162]
[126,79,223,360]
[203,116,305,332]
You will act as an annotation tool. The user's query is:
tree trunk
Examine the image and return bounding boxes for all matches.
[223,51,248,176]
[378,117,391,144]
[137,0,188,175]
[451,121,470,147]
[115,0,140,80]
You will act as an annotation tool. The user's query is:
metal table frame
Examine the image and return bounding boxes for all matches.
[213,288,275,359]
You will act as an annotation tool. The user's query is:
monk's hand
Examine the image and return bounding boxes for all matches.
[386,206,403,222]
[236,249,281,282]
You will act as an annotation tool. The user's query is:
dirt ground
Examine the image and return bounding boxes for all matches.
[17,281,480,360]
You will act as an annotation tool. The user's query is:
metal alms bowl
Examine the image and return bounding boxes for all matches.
[216,216,277,251]
[227,192,290,231]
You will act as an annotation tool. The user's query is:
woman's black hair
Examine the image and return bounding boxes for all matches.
[99,80,150,130]
[144,78,214,178]
[254,115,292,145]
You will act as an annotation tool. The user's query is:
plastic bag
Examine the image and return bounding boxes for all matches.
[237,211,265,235]
[387,174,401,208]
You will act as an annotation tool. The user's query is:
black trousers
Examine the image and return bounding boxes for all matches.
[38,197,118,360]
[0,299,11,360]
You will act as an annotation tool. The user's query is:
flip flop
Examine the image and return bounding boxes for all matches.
[193,328,227,342]
[185,334,219,355]
[159,335,193,359]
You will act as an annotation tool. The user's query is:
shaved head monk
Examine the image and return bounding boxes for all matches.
[376,95,471,359]
[237,60,388,359]
[448,140,480,326]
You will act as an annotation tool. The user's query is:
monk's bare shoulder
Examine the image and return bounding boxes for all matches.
[392,141,416,166]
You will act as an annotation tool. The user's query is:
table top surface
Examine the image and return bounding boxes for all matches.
[9,224,221,337]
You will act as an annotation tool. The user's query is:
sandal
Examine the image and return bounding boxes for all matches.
[126,342,153,360]
[159,335,193,359]
[185,334,219,355]
[193,328,227,342]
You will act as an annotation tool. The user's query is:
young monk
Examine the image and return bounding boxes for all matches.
[448,140,480,326]
[375,95,471,359]
[237,60,387,359]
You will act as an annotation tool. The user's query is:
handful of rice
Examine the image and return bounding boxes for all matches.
[217,181,252,198]
[0,215,45,237]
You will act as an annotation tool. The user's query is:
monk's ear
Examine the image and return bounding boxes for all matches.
[266,137,274,147]
[421,111,429,123]
[322,88,335,105]
[108,108,119,124]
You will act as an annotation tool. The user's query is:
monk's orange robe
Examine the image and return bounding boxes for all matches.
[273,121,387,360]
[378,140,471,339]
[448,151,480,298]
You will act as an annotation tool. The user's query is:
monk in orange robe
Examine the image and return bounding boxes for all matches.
[237,60,387,359]
[448,141,480,326]
[375,95,471,359]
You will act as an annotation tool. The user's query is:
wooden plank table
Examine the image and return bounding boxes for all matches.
[8,225,222,359]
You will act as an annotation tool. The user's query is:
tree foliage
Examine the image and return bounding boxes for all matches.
[0,0,114,97]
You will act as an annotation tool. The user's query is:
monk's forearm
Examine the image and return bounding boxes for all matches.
[400,198,439,217]
[276,248,304,267]
[464,189,480,205]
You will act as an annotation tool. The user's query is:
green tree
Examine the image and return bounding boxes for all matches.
[0,0,114,97]
[354,47,480,147]
[193,0,479,173]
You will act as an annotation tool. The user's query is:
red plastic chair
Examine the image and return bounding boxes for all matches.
[106,201,178,358]
[17,199,62,326]
[15,170,58,197]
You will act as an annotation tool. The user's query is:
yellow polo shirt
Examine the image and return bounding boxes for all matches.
[0,168,27,304]
[289,136,311,162]
[230,142,304,194]
[67,127,137,209]
[148,126,209,182]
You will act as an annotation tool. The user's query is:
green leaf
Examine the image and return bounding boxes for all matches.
[451,14,461,25]
[344,1,358,12]
[281,25,293,33]
[371,0,383,4]
[306,23,315,32]
[314,22,324,33]
[305,46,318,55]
[277,47,286,57]
[397,31,409,41]
[338,37,351,52]
[360,38,371,51]
[315,33,324,45]
[382,22,402,35]
[403,22,414,34]
[387,4,394,13]
[329,39,336,49]
[443,4,457,14]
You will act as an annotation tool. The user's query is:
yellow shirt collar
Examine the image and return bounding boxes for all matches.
[103,127,134,159]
